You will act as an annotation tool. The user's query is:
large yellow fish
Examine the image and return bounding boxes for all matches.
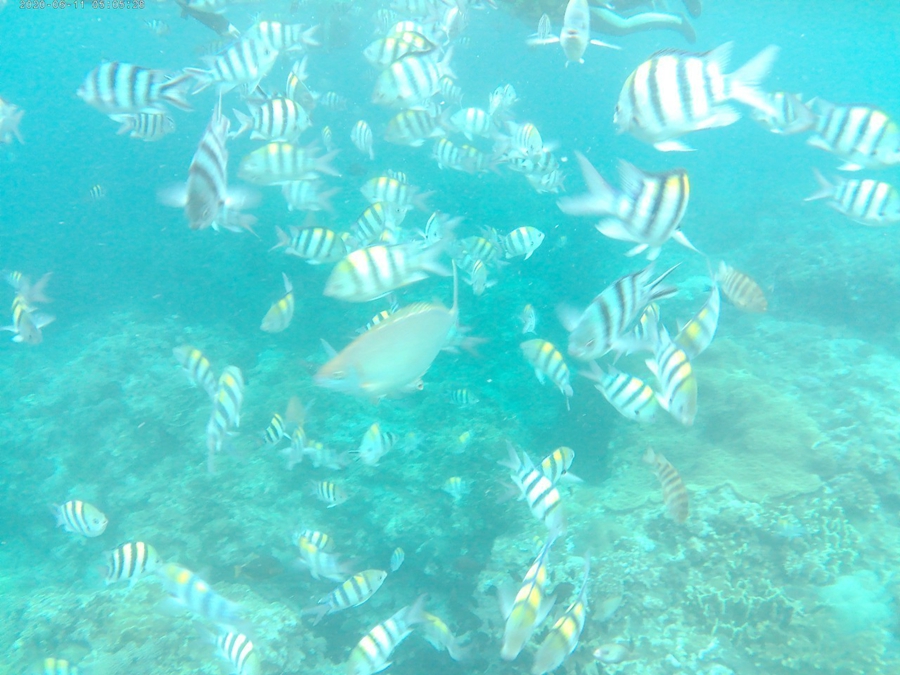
[315,266,461,400]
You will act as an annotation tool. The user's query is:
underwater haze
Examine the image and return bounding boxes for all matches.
[1,0,900,674]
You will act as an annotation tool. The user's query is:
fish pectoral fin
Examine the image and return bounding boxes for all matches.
[534,368,546,385]
[320,339,337,358]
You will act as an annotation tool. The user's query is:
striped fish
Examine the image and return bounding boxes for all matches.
[3,294,54,345]
[172,345,217,399]
[390,547,405,571]
[104,541,162,586]
[77,62,192,114]
[420,612,468,661]
[206,366,245,472]
[560,263,679,361]
[312,480,348,507]
[160,100,256,233]
[155,563,242,626]
[503,226,545,260]
[450,107,496,141]
[500,443,567,539]
[360,175,428,211]
[584,362,659,423]
[539,446,583,485]
[808,101,900,171]
[520,339,574,410]
[439,75,463,106]
[346,596,428,675]
[253,20,319,52]
[318,91,349,111]
[559,154,695,260]
[448,388,479,406]
[372,49,455,109]
[109,111,175,141]
[352,120,375,159]
[356,423,398,466]
[456,235,501,265]
[324,243,449,303]
[296,528,335,552]
[321,125,334,152]
[261,412,287,445]
[715,262,767,312]
[385,108,445,146]
[238,142,339,185]
[806,170,900,227]
[675,284,720,359]
[432,137,468,172]
[40,658,79,675]
[499,537,556,661]
[643,446,689,522]
[644,328,697,426]
[351,202,406,246]
[364,31,436,68]
[750,91,817,135]
[261,273,295,333]
[296,535,351,581]
[282,179,338,212]
[273,224,349,264]
[303,569,388,624]
[53,500,108,537]
[614,42,780,151]
[214,632,260,675]
[233,98,310,142]
[185,37,279,94]
[503,121,543,159]
[531,557,590,675]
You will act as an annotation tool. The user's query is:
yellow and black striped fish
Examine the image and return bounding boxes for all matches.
[104,541,162,586]
[644,446,689,522]
[53,499,107,537]
[346,596,428,675]
[304,569,388,624]
[213,631,260,675]
[531,557,590,675]
[501,443,566,539]
[716,261,767,313]
[500,537,555,661]
[520,339,573,410]
[260,273,294,333]
[172,345,217,399]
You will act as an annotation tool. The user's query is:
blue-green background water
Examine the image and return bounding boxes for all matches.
[2,1,900,673]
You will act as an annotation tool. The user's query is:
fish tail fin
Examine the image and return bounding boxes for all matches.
[557,152,618,216]
[301,603,330,625]
[232,109,253,138]
[271,226,291,252]
[804,169,834,202]
[160,71,194,111]
[183,67,212,95]
[315,149,342,177]
[727,45,780,116]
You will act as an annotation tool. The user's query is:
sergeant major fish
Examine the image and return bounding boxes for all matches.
[582,361,659,422]
[499,537,556,660]
[53,499,108,537]
[77,62,192,114]
[303,569,388,624]
[806,170,900,227]
[526,0,619,66]
[260,273,295,333]
[103,541,162,586]
[558,263,679,361]
[156,563,243,627]
[531,557,590,675]
[500,443,567,539]
[346,595,428,675]
[807,101,900,171]
[559,153,695,260]
[520,339,574,410]
[615,42,779,151]
[173,344,217,399]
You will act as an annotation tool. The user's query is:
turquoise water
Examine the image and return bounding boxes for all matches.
[2,1,900,673]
